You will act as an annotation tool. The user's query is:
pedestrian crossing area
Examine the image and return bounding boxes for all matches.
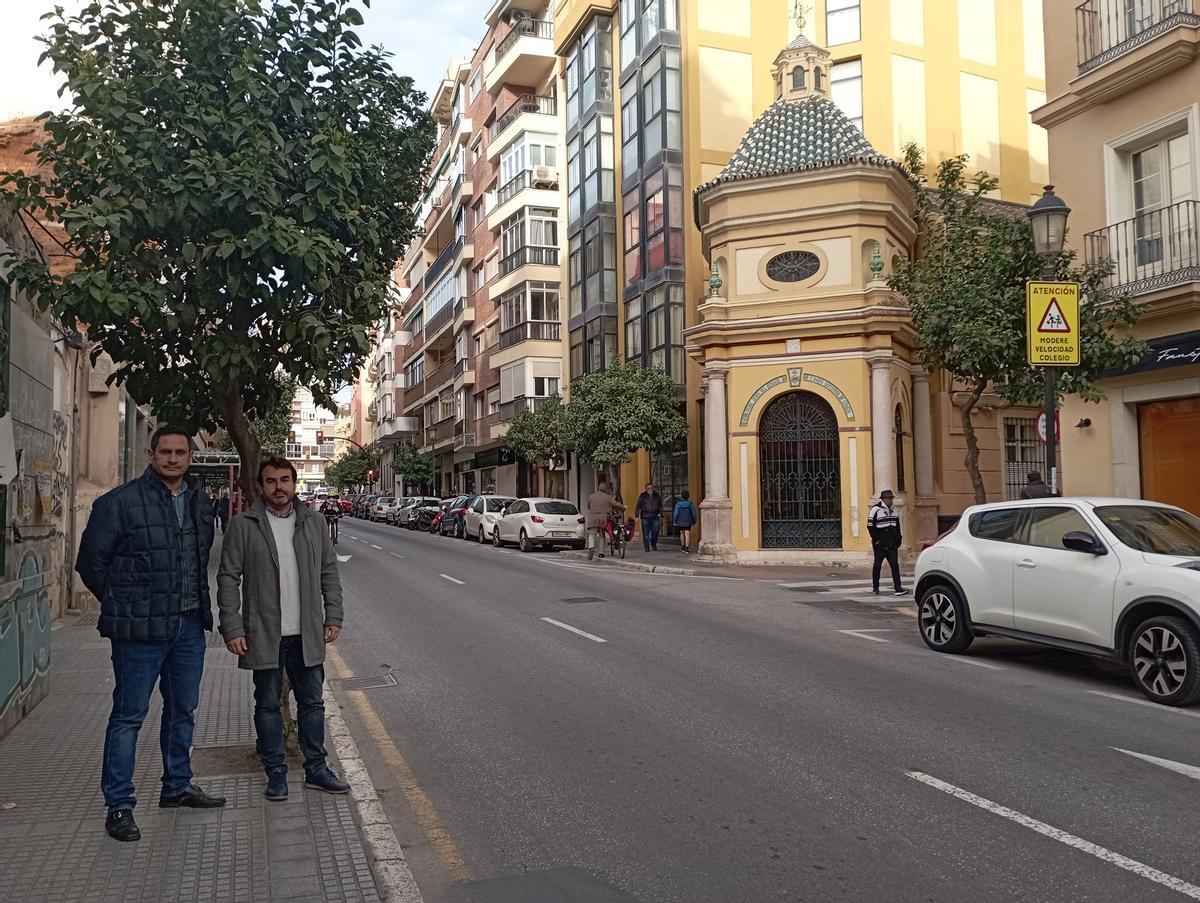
[775,578,915,604]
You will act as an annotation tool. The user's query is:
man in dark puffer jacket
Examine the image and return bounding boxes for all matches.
[76,426,225,842]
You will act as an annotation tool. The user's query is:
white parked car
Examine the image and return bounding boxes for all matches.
[370,496,400,522]
[492,498,586,553]
[465,495,517,543]
[915,497,1200,706]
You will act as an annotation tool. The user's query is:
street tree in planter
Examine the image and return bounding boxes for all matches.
[393,443,435,495]
[566,363,689,495]
[889,146,1145,504]
[325,448,374,490]
[0,0,433,500]
[502,394,571,494]
[217,374,297,459]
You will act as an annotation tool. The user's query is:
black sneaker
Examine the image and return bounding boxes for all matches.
[105,808,141,842]
[894,588,910,596]
[159,784,227,808]
[265,770,288,802]
[304,768,350,795]
[871,589,881,595]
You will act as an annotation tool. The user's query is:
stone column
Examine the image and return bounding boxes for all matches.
[699,362,735,559]
[911,369,935,499]
[869,356,895,495]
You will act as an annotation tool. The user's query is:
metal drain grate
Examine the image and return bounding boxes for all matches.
[562,596,605,604]
[331,672,398,691]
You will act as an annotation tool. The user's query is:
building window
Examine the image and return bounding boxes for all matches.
[620,0,678,68]
[499,281,561,348]
[766,250,821,283]
[827,0,861,46]
[1003,417,1041,501]
[894,405,906,492]
[814,66,824,90]
[570,317,618,379]
[565,15,613,131]
[622,187,641,285]
[831,60,864,132]
[501,206,559,274]
[533,376,560,397]
[625,295,642,360]
[487,387,501,414]
[621,86,639,176]
[792,66,806,91]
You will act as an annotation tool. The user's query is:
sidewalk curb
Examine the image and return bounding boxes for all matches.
[557,551,696,576]
[324,679,425,903]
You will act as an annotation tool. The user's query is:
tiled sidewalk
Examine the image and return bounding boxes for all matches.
[0,614,381,903]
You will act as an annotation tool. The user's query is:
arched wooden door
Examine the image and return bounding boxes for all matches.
[759,392,842,548]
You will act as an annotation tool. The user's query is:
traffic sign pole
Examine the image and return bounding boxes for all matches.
[1044,366,1057,493]
[1027,278,1080,493]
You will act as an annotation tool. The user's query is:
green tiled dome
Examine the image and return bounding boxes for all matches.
[697,95,894,195]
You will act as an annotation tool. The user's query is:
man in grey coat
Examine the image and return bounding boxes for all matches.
[217,457,349,801]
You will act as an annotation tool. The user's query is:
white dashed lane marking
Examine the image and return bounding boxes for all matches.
[540,617,607,644]
[439,574,465,585]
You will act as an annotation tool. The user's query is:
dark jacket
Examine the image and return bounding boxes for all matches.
[635,491,663,518]
[76,467,216,641]
[217,500,344,670]
[867,503,902,551]
[1020,480,1053,499]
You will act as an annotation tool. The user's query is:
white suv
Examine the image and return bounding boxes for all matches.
[915,498,1200,706]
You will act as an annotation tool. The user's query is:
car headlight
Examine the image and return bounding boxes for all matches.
[1175,561,1200,572]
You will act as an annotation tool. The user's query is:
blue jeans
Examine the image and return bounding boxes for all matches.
[252,636,327,776]
[641,516,660,551]
[102,613,206,811]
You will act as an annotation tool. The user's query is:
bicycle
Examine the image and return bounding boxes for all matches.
[606,514,627,560]
[326,514,339,546]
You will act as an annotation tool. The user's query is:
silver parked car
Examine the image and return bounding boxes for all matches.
[369,496,399,522]
[464,495,517,543]
[493,498,586,552]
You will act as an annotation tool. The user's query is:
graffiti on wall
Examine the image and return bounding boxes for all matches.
[0,550,52,730]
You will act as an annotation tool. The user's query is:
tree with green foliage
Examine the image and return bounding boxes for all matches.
[566,363,689,493]
[392,443,435,494]
[889,146,1146,503]
[0,0,433,499]
[325,448,374,489]
[503,394,571,469]
[218,373,297,459]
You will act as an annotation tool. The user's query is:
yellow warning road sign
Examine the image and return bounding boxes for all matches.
[1027,281,1080,366]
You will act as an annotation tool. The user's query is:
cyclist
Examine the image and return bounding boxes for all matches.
[585,480,625,561]
[320,494,342,545]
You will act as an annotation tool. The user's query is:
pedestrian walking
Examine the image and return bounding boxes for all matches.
[215,490,231,531]
[1020,471,1053,499]
[635,482,663,552]
[586,480,625,560]
[672,490,698,553]
[217,457,349,801]
[75,425,226,843]
[868,489,907,596]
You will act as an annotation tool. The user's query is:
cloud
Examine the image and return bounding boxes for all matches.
[0,0,484,120]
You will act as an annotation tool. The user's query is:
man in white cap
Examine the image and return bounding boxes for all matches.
[868,490,907,596]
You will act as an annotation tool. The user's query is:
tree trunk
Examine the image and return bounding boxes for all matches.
[959,379,989,505]
[213,379,262,503]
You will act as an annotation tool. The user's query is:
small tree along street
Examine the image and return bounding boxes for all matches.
[393,443,435,494]
[217,374,297,459]
[0,0,433,499]
[325,448,374,489]
[889,147,1146,504]
[502,393,572,470]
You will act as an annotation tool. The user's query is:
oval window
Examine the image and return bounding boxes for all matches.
[765,250,821,283]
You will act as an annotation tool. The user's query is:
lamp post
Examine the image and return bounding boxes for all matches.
[1027,185,1071,493]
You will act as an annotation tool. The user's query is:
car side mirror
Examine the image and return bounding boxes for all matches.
[1062,531,1107,555]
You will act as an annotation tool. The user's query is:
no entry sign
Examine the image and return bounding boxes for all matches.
[1027,281,1080,366]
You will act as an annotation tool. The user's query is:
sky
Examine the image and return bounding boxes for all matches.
[0,0,485,120]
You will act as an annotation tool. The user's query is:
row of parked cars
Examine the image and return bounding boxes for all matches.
[345,492,588,552]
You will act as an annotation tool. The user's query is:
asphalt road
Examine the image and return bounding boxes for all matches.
[327,516,1200,903]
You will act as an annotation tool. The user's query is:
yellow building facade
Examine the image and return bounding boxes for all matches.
[551,0,1049,552]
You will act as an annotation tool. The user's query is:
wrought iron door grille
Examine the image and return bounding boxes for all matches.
[759,392,842,548]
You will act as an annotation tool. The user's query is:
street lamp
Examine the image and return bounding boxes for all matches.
[1027,185,1071,493]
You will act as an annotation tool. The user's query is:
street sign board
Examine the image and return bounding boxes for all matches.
[1036,411,1060,444]
[1027,281,1080,366]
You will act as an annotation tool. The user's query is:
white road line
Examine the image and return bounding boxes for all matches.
[540,617,608,643]
[836,629,892,643]
[370,544,383,550]
[1088,690,1200,720]
[348,535,358,540]
[336,554,353,563]
[1112,748,1200,782]
[439,574,465,585]
[907,771,1200,900]
[389,552,404,559]
[937,655,1004,670]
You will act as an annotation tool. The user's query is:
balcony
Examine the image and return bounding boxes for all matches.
[424,237,464,290]
[489,94,558,157]
[425,418,455,447]
[454,430,477,451]
[1076,0,1199,72]
[1084,200,1200,295]
[498,395,556,421]
[425,301,456,342]
[485,19,555,94]
[500,320,561,350]
[500,245,559,276]
[426,357,456,390]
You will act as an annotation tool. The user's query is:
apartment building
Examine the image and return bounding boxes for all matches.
[286,386,338,492]
[1033,1,1200,514]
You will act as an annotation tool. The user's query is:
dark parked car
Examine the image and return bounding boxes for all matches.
[353,495,378,518]
[440,495,473,538]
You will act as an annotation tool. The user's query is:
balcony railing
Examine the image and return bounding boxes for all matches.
[497,171,532,207]
[1084,200,1200,294]
[426,358,455,389]
[500,320,561,350]
[402,376,424,401]
[499,395,556,421]
[495,18,553,61]
[424,236,464,290]
[489,94,558,141]
[1076,0,1199,72]
[425,418,455,447]
[500,245,559,276]
[454,358,469,377]
[453,430,476,451]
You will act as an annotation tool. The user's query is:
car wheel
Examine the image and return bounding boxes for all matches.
[519,530,534,553]
[1129,616,1200,707]
[917,584,974,654]
[492,528,503,548]
[478,527,486,544]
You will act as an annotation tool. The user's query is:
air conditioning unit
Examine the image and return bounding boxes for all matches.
[532,165,559,189]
